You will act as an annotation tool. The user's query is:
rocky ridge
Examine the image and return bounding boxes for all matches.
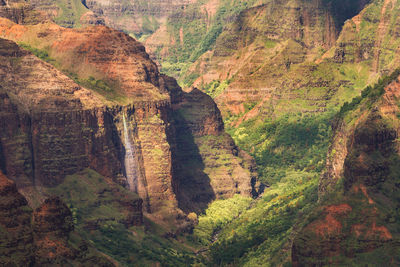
[0,171,112,266]
[0,17,256,220]
[292,73,400,265]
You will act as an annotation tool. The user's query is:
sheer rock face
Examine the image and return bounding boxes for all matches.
[83,0,195,34]
[0,173,113,266]
[33,196,76,265]
[0,0,41,24]
[0,171,34,266]
[292,77,400,265]
[0,18,256,216]
[171,88,257,213]
[28,0,194,33]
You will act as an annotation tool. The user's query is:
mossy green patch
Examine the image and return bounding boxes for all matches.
[53,0,90,28]
[46,169,196,266]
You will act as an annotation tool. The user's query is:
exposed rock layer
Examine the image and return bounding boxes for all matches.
[292,76,400,265]
[0,172,113,266]
[0,19,255,216]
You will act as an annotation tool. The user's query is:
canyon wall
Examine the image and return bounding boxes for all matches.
[292,74,400,265]
[0,171,113,266]
[0,18,256,218]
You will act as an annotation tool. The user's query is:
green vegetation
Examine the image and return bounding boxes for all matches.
[339,68,400,116]
[194,171,318,266]
[18,43,56,65]
[18,42,130,104]
[203,79,231,98]
[159,0,261,84]
[82,76,112,92]
[62,70,130,103]
[193,195,252,245]
[230,112,333,185]
[53,0,90,28]
[47,169,196,266]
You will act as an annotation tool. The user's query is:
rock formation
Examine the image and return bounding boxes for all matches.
[292,73,400,265]
[0,17,255,219]
[0,171,112,266]
[0,171,34,266]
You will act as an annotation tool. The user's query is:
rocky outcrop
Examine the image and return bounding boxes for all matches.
[171,88,257,212]
[83,0,194,35]
[0,18,256,218]
[292,75,400,266]
[0,0,41,24]
[32,196,114,266]
[0,172,112,266]
[33,196,75,265]
[0,171,34,266]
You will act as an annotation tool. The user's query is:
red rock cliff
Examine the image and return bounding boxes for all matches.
[0,18,256,219]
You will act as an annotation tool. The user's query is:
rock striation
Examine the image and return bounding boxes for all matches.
[0,18,256,219]
[292,75,400,265]
[83,0,194,34]
[0,171,34,266]
[0,171,113,266]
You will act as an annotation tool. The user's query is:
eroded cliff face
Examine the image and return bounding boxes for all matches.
[333,0,400,72]
[184,0,397,128]
[0,171,112,266]
[185,0,337,120]
[84,0,195,35]
[0,171,34,266]
[0,0,41,24]
[0,18,255,219]
[171,88,257,212]
[292,75,400,265]
[27,0,194,34]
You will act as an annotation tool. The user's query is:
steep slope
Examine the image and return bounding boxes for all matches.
[186,0,376,122]
[0,171,34,266]
[0,18,255,218]
[145,0,264,80]
[0,0,41,24]
[29,0,104,27]
[83,0,194,37]
[292,71,400,265]
[28,0,194,34]
[0,171,112,266]
[178,0,400,190]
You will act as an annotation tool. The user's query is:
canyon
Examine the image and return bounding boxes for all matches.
[0,6,256,264]
[0,0,400,265]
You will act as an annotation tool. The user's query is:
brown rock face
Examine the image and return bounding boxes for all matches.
[0,18,256,218]
[171,88,257,212]
[0,171,34,266]
[0,0,41,24]
[83,0,195,34]
[292,76,400,266]
[33,196,75,264]
[32,196,114,266]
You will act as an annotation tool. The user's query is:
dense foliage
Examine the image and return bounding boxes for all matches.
[159,0,260,85]
[47,169,197,267]
[339,68,400,116]
[229,112,333,185]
